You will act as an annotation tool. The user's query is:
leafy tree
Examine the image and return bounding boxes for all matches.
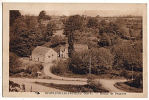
[50,35,66,47]
[44,22,56,41]
[10,16,46,56]
[9,10,21,26]
[98,33,111,47]
[9,52,21,73]
[64,15,83,57]
[69,48,114,74]
[111,40,142,71]
[87,17,99,28]
[38,10,51,21]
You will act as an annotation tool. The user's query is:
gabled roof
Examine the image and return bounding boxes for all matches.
[32,46,56,56]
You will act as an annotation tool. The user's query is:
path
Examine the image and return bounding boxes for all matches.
[96,79,127,92]
[43,62,128,92]
[10,78,64,92]
[9,77,87,92]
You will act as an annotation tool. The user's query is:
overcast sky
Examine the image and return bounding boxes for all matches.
[19,3,145,17]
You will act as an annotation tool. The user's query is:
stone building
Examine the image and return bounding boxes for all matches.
[31,46,58,63]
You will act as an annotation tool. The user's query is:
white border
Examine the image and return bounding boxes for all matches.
[0,0,148,100]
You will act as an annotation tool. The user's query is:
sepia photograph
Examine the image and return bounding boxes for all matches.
[2,3,147,97]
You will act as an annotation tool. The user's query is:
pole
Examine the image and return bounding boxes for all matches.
[132,66,133,80]
[89,55,91,75]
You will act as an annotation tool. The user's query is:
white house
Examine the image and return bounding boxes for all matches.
[58,44,88,59]
[31,46,58,63]
[59,44,69,59]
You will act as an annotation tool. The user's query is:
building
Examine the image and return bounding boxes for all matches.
[59,44,69,59]
[31,46,58,63]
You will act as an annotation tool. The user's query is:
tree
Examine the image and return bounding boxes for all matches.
[87,17,99,28]
[111,40,142,71]
[38,10,46,20]
[64,15,83,57]
[9,52,21,73]
[50,35,66,47]
[98,33,111,47]
[9,16,46,56]
[9,10,21,26]
[44,22,56,41]
[38,10,51,21]
[69,48,114,74]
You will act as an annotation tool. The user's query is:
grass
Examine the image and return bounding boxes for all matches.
[114,82,143,93]
[34,81,109,92]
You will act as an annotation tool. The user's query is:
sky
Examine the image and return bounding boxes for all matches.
[19,3,145,17]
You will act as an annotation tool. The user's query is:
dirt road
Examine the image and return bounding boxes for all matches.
[43,62,128,92]
[43,63,87,82]
[10,78,64,92]
[10,59,128,92]
[96,79,127,92]
[9,77,87,92]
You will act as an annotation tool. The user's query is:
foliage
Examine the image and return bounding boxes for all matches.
[69,48,114,74]
[50,35,66,47]
[51,60,69,75]
[38,10,51,21]
[9,10,21,26]
[87,17,99,28]
[9,52,21,73]
[111,40,142,71]
[44,22,56,41]
[10,16,42,56]
[98,33,111,47]
[25,64,43,77]
[64,15,84,57]
[9,13,54,56]
[64,15,83,34]
[9,81,21,92]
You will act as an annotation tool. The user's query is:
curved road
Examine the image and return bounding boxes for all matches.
[10,62,127,92]
[96,79,127,92]
[43,62,127,92]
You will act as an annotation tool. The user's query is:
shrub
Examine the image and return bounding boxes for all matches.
[26,64,43,77]
[51,60,69,75]
[98,33,111,47]
[9,52,21,74]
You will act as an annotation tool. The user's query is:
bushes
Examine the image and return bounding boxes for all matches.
[98,33,111,47]
[26,64,43,77]
[9,52,21,73]
[9,81,21,92]
[10,60,43,77]
[51,60,69,75]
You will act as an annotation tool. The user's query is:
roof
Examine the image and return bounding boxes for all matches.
[32,46,56,56]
